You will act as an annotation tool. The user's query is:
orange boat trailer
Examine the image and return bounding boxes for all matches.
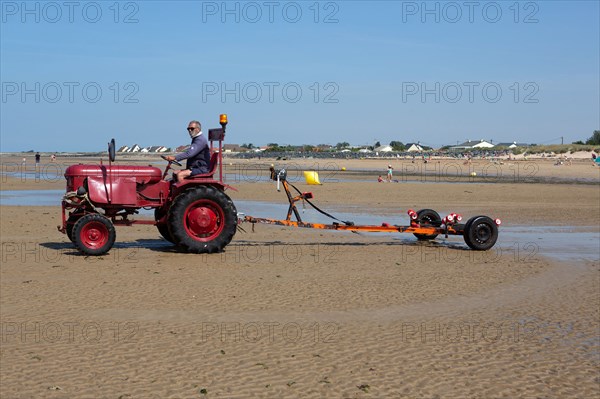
[241,168,500,251]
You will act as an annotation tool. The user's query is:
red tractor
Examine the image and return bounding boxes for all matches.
[58,114,238,255]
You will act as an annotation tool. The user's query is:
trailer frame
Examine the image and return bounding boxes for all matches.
[241,170,500,251]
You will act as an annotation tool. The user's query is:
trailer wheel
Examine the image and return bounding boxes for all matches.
[73,213,116,255]
[154,207,177,244]
[464,216,498,250]
[413,209,442,240]
[168,186,237,253]
[462,218,474,249]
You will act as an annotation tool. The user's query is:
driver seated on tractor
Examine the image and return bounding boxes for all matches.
[165,120,210,181]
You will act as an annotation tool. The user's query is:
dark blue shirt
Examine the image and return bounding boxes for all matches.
[175,133,210,174]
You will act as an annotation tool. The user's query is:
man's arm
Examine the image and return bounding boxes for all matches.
[174,135,208,162]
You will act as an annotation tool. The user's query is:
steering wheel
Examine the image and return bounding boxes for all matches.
[161,155,182,167]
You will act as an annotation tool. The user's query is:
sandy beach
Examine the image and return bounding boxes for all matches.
[1,155,599,398]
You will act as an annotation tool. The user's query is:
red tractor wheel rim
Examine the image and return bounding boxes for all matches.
[184,200,225,241]
[80,221,109,249]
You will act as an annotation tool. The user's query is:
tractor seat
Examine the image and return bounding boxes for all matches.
[186,152,219,179]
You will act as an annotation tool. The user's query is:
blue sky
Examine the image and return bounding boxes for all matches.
[1,0,599,152]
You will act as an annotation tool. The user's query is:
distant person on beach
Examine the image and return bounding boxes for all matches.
[35,152,40,165]
[51,154,56,162]
[386,165,393,182]
[378,175,384,183]
[164,120,210,181]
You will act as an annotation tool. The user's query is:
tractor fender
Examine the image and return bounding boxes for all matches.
[172,180,237,196]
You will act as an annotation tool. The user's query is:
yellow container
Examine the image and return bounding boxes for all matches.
[303,171,322,185]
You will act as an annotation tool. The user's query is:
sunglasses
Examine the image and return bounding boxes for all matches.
[187,127,196,131]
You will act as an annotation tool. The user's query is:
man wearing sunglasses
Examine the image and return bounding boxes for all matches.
[165,120,210,181]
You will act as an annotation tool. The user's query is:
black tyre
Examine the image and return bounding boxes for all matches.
[154,207,177,244]
[168,186,237,253]
[464,216,498,251]
[462,218,474,249]
[72,214,116,255]
[413,209,442,240]
[66,212,84,242]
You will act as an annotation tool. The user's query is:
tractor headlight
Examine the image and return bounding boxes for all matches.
[76,186,87,196]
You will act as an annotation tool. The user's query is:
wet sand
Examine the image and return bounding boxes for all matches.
[0,156,599,398]
[2,154,600,190]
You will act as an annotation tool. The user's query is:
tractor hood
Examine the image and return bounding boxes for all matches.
[65,164,162,192]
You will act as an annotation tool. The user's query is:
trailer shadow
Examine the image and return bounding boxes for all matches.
[135,238,471,255]
[228,238,470,251]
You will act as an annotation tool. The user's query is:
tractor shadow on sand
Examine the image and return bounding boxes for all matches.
[41,236,471,257]
[41,238,175,257]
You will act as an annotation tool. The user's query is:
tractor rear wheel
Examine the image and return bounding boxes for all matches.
[463,216,498,250]
[73,213,116,255]
[154,207,177,244]
[413,209,442,240]
[168,186,237,253]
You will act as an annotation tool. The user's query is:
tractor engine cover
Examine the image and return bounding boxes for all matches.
[65,164,162,192]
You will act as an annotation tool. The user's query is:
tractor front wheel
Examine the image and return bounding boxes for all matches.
[73,214,116,255]
[168,186,237,253]
[66,213,84,242]
[413,209,442,240]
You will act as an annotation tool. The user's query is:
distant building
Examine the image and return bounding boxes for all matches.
[316,144,334,151]
[145,146,169,153]
[374,145,393,152]
[496,141,529,149]
[119,144,169,153]
[223,144,244,153]
[405,142,424,152]
[450,139,495,151]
